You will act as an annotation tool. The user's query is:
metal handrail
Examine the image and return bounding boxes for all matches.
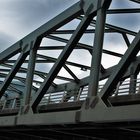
[1,78,140,110]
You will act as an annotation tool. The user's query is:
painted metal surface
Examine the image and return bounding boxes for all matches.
[0,0,140,139]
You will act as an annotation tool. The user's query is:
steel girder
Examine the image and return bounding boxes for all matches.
[0,1,140,136]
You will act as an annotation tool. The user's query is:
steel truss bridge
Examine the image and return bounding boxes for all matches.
[0,0,140,139]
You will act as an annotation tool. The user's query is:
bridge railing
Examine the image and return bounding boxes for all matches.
[0,78,140,110]
[0,97,20,111]
[39,78,140,105]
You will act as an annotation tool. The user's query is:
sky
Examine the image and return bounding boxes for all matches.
[0,0,78,52]
[0,0,139,52]
[0,0,139,102]
[0,0,140,83]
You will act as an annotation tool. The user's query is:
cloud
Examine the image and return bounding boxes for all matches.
[0,31,16,52]
[0,0,78,34]
[107,14,140,32]
[108,0,140,32]
[110,0,140,8]
[0,0,139,62]
[0,0,78,51]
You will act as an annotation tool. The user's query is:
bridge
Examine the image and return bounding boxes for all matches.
[0,0,140,139]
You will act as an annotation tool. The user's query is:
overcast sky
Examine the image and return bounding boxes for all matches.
[0,0,79,52]
[0,0,139,52]
[0,0,139,70]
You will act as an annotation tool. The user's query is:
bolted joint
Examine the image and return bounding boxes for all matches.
[21,43,29,53]
[80,0,111,16]
[21,40,35,54]
[82,96,99,110]
[19,105,33,115]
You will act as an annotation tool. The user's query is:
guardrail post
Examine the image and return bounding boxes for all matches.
[129,66,137,94]
[12,99,16,109]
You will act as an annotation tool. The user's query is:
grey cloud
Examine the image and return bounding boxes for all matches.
[108,0,140,32]
[0,32,16,52]
[3,0,78,32]
[0,0,139,53]
[111,0,131,8]
[0,0,78,52]
[107,14,140,32]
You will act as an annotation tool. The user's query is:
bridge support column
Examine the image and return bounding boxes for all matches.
[88,1,109,97]
[22,39,41,114]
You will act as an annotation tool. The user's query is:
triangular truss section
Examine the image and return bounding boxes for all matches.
[0,0,140,126]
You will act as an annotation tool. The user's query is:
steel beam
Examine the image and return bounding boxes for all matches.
[0,0,139,132]
[0,64,46,80]
[88,1,109,97]
[36,54,91,70]
[122,33,130,47]
[47,35,123,57]
[52,29,116,34]
[0,81,23,95]
[0,52,28,98]
[1,63,74,82]
[129,66,137,94]
[63,65,80,83]
[0,42,21,63]
[100,31,140,103]
[40,55,140,95]
[32,14,96,111]
[0,1,82,64]
[77,16,137,36]
[1,55,140,97]
[107,8,140,14]
[24,42,38,107]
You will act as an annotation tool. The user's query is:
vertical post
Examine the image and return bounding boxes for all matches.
[12,99,16,109]
[114,82,121,96]
[0,52,28,98]
[23,41,37,107]
[88,2,107,97]
[32,15,95,111]
[2,100,7,110]
[129,66,137,94]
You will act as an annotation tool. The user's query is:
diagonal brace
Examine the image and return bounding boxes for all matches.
[100,31,140,103]
[63,65,80,83]
[32,14,96,111]
[0,51,29,98]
